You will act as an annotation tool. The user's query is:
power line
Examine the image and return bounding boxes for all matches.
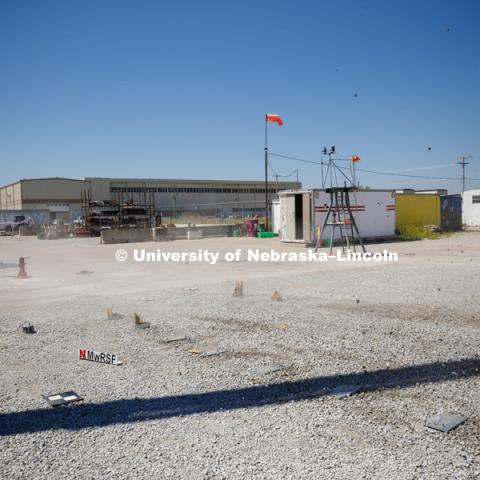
[351,167,462,181]
[267,160,297,179]
[269,152,480,181]
[270,152,322,166]
[382,163,458,173]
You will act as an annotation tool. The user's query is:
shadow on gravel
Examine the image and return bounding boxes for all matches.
[1,357,479,436]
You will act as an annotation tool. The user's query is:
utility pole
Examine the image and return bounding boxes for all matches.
[457,155,472,193]
[274,174,279,193]
[264,145,269,230]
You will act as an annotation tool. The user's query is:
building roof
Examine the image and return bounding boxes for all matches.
[1,176,300,191]
[84,177,299,185]
[0,177,87,190]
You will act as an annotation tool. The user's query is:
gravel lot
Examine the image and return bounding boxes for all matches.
[0,233,479,479]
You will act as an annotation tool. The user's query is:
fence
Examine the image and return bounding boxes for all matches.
[156,200,268,225]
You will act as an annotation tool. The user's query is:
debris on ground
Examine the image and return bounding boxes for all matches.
[76,270,94,275]
[22,322,36,334]
[329,385,364,399]
[183,287,199,292]
[271,290,282,301]
[426,413,466,432]
[164,336,188,343]
[44,391,83,407]
[200,349,227,357]
[0,261,17,269]
[106,308,122,320]
[248,365,283,376]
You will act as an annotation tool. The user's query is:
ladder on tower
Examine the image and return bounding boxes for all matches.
[314,186,366,254]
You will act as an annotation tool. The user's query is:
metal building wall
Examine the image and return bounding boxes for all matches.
[440,195,462,230]
[0,181,23,210]
[86,177,300,217]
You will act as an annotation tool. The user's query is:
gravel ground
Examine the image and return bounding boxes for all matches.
[0,233,479,479]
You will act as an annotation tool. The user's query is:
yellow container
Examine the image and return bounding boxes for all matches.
[395,194,441,231]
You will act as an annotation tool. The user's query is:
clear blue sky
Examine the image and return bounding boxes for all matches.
[1,0,479,193]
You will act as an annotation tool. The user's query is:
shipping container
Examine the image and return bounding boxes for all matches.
[395,194,440,232]
[440,194,462,231]
[278,189,396,244]
[462,189,480,228]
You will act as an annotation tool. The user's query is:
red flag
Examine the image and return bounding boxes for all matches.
[266,114,283,126]
[351,155,360,162]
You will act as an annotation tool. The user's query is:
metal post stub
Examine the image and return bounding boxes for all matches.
[22,323,36,334]
[17,257,28,279]
[134,313,150,329]
[44,391,83,407]
[232,281,243,297]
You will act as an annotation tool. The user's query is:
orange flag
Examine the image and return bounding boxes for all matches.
[266,114,283,126]
[351,155,360,162]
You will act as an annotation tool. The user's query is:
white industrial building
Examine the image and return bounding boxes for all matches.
[462,189,480,228]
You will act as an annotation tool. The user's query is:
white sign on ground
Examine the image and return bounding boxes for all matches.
[79,348,122,365]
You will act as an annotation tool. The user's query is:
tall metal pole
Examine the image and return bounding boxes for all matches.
[457,155,471,193]
[295,169,299,187]
[264,117,269,230]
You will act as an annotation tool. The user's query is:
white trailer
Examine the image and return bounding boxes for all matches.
[462,189,480,229]
[278,189,396,244]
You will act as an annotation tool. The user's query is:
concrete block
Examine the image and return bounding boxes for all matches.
[101,228,153,244]
[187,230,203,239]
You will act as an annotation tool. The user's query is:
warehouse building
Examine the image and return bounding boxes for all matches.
[0,177,300,222]
[86,177,300,218]
[0,178,88,222]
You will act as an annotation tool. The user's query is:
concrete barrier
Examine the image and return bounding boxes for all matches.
[101,224,236,244]
[101,228,153,244]
[18,225,42,236]
[154,224,234,242]
[187,230,202,239]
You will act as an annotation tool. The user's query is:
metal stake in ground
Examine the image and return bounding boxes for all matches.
[17,257,28,278]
